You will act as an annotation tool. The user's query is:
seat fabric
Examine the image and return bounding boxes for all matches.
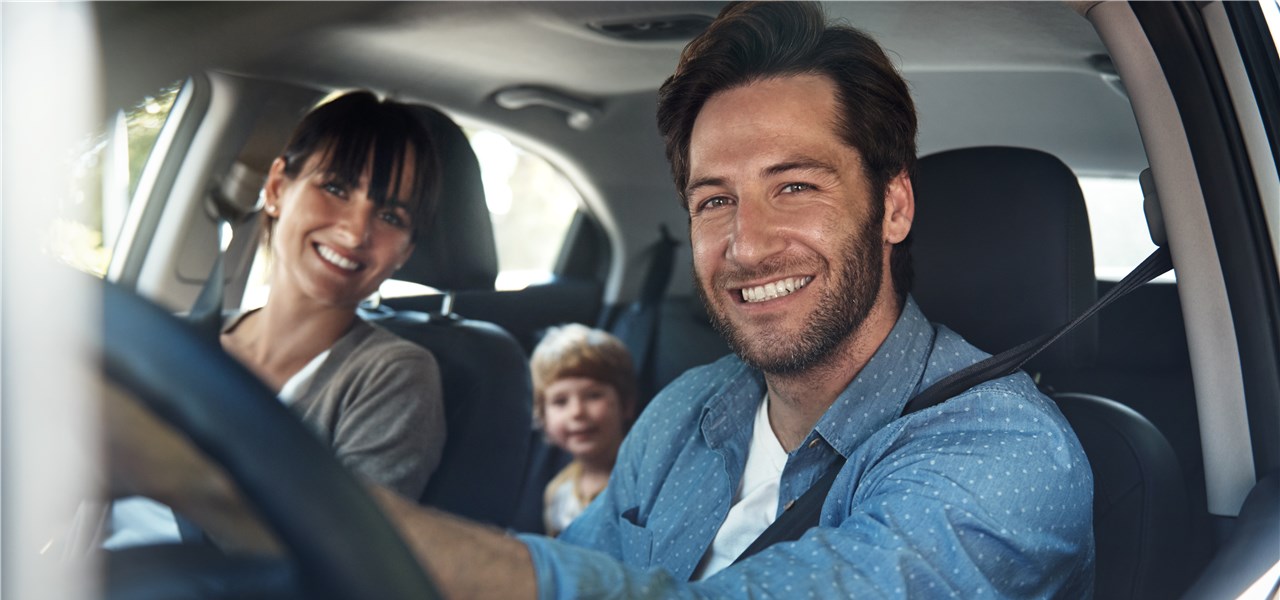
[366,105,530,528]
[912,146,1191,599]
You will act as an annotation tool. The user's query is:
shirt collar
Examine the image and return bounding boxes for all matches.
[699,297,936,458]
[814,296,936,458]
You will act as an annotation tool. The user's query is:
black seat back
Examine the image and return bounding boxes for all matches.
[367,105,531,528]
[912,146,1191,599]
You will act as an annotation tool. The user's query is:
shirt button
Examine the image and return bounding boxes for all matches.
[784,499,796,511]
[808,438,820,449]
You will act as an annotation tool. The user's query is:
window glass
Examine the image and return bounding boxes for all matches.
[1078,177,1175,282]
[58,83,181,276]
[466,129,582,291]
[376,127,582,298]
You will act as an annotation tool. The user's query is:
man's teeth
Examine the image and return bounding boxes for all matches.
[317,245,360,271]
[740,276,813,303]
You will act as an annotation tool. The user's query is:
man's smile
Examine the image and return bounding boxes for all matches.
[737,276,814,303]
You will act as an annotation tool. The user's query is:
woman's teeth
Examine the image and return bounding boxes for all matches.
[316,244,360,271]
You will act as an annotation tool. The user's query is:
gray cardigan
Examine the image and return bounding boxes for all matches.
[225,313,446,499]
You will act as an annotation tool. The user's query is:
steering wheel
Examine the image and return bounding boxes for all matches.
[99,280,441,600]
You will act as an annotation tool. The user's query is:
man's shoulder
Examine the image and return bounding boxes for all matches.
[649,354,751,406]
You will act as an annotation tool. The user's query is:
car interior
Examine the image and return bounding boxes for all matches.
[3,1,1278,598]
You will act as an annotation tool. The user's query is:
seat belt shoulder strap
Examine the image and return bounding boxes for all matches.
[729,246,1173,566]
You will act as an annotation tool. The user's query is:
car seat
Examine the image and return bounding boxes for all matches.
[360,104,532,529]
[911,146,1193,599]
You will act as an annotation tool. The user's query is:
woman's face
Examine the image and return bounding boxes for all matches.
[263,151,417,310]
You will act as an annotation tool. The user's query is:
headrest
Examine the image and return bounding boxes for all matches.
[393,105,498,291]
[911,146,1097,372]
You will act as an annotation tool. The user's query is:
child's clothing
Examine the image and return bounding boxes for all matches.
[543,461,602,536]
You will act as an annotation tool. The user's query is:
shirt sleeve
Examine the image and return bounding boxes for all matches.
[518,385,1094,599]
[331,343,446,499]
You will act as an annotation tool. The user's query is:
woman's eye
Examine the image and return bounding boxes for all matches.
[322,182,348,197]
[380,210,407,228]
[781,183,813,193]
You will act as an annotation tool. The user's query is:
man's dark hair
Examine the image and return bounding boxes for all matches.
[277,90,441,240]
[657,1,916,301]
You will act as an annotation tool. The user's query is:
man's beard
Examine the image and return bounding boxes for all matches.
[696,211,884,376]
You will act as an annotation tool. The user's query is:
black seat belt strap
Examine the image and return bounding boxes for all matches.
[610,225,678,398]
[902,246,1172,415]
[176,223,230,544]
[732,458,845,564]
[187,250,225,343]
[731,246,1173,565]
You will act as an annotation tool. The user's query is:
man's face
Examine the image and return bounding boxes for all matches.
[686,74,887,375]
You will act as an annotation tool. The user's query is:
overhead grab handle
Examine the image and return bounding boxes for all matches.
[494,86,601,131]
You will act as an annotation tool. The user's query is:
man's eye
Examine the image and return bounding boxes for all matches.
[781,183,813,193]
[697,196,732,212]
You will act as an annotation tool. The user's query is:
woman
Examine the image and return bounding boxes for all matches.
[104,91,446,548]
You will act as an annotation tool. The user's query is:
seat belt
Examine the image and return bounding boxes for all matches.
[175,220,232,544]
[731,246,1174,565]
[187,250,225,343]
[609,225,678,400]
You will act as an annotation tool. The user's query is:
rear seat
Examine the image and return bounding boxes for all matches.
[362,104,532,529]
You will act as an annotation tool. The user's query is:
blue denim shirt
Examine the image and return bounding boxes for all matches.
[520,298,1094,598]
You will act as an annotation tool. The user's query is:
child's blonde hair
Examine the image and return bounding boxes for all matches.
[531,324,638,428]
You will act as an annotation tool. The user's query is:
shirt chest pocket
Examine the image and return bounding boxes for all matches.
[618,506,654,567]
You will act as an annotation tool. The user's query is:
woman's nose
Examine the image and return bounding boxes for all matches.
[336,202,374,247]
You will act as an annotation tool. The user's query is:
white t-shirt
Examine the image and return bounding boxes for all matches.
[102,349,330,549]
[543,462,587,537]
[692,395,787,580]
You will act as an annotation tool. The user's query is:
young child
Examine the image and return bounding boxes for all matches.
[531,324,638,537]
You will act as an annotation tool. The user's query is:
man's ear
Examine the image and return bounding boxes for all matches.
[883,170,914,245]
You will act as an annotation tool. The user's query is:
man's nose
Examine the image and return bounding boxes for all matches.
[727,195,784,266]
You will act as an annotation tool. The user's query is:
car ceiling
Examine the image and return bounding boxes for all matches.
[94,1,1146,299]
[95,1,1143,176]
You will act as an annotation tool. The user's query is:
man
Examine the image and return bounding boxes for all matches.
[114,2,1094,597]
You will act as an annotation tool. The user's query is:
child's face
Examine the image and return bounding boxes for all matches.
[542,376,627,464]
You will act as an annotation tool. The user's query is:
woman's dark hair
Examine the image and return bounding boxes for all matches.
[657,1,916,302]
[275,90,441,240]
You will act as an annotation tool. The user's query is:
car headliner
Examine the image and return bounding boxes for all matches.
[94,1,1144,178]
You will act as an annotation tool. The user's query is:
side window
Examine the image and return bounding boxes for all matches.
[467,129,582,291]
[1078,176,1175,282]
[59,83,181,277]
[376,127,583,299]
